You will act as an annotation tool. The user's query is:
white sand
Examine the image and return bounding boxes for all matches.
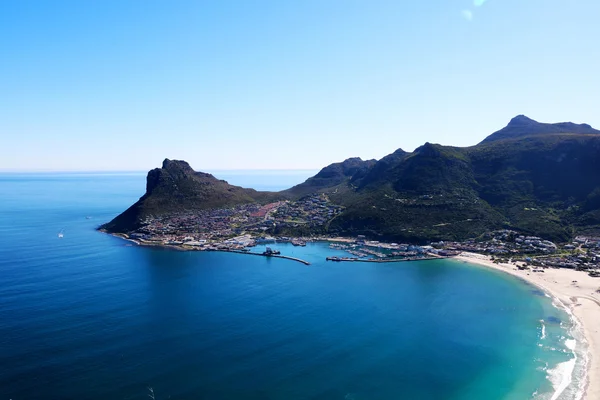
[455,252,600,400]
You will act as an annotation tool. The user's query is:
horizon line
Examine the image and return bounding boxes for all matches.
[0,168,322,174]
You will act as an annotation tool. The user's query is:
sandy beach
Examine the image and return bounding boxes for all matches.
[456,252,600,400]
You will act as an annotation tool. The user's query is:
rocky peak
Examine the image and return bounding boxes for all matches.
[507,115,538,126]
[414,142,441,157]
[162,158,194,174]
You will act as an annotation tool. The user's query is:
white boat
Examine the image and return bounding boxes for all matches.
[58,230,64,238]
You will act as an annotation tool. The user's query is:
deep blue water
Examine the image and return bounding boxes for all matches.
[0,172,578,399]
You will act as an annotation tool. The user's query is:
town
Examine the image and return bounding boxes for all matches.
[120,199,600,274]
[127,195,342,248]
[433,230,600,275]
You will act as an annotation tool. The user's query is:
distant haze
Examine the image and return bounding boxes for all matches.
[1,1,599,171]
[207,170,320,191]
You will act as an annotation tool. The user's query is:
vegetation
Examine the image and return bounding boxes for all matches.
[101,159,282,233]
[283,157,376,198]
[102,116,600,243]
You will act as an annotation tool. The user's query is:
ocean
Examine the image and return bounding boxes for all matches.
[0,171,585,400]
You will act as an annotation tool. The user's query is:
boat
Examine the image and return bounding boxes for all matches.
[263,247,281,256]
[58,230,64,238]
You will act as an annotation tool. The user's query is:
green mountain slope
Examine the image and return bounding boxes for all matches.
[326,118,600,242]
[468,134,600,240]
[480,115,600,144]
[102,116,600,243]
[326,143,505,242]
[283,157,376,198]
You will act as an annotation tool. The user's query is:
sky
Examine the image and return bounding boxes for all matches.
[1,0,599,172]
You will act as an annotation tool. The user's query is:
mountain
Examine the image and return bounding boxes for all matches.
[324,143,506,242]
[323,117,600,242]
[480,115,600,144]
[101,159,280,233]
[102,116,600,243]
[283,157,376,198]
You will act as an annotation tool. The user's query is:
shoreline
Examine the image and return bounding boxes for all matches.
[105,231,445,264]
[455,252,600,400]
[105,229,598,398]
[103,231,311,265]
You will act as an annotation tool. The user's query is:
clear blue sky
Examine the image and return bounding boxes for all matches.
[1,0,599,171]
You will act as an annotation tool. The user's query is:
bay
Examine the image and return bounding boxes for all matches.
[0,172,575,399]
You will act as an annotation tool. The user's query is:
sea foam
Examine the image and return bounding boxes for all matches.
[543,296,588,400]
[540,319,547,340]
[547,355,576,400]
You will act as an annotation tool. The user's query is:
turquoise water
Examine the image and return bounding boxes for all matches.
[0,172,581,399]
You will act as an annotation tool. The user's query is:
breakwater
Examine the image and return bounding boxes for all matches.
[227,250,311,265]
